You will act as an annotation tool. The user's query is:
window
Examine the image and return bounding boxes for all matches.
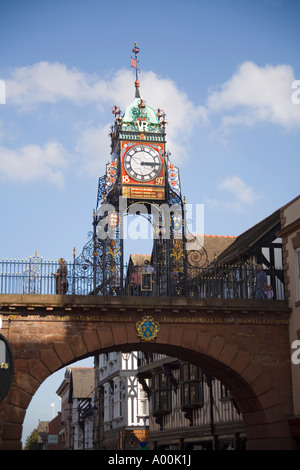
[99,354,107,370]
[220,382,231,400]
[152,372,171,414]
[113,379,123,419]
[103,384,112,423]
[180,363,203,408]
[138,384,148,416]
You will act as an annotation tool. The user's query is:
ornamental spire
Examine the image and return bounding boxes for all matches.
[131,42,141,98]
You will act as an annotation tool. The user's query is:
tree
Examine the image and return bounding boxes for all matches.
[23,428,42,450]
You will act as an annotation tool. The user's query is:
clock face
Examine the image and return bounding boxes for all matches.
[123,144,162,182]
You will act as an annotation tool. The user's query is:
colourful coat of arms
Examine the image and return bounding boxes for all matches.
[136,315,159,342]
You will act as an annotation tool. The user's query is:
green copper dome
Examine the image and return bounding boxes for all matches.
[121,97,163,135]
[122,97,159,125]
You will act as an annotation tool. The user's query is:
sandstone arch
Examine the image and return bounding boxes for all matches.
[0,294,293,450]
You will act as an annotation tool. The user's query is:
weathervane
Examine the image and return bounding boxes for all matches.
[131,42,141,98]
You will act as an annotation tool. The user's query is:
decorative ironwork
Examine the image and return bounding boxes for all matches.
[168,162,181,195]
[105,158,118,195]
[0,257,285,299]
[187,249,208,268]
[24,251,42,294]
[72,234,101,295]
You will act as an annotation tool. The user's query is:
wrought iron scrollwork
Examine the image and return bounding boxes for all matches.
[72,232,102,295]
[187,248,209,269]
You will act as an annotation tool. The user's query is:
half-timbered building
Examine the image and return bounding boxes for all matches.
[137,354,246,450]
[93,352,150,450]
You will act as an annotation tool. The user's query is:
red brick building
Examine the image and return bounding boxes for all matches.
[46,413,61,450]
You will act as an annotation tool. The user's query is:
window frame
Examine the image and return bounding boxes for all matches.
[180,363,204,409]
[152,372,171,415]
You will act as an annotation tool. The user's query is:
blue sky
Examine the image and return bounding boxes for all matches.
[0,0,299,445]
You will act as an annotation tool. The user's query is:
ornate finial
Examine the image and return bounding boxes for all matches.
[138,98,146,108]
[111,105,121,125]
[132,41,140,56]
[131,42,140,98]
[111,105,120,116]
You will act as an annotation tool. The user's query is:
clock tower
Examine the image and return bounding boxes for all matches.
[77,43,187,296]
[109,43,167,206]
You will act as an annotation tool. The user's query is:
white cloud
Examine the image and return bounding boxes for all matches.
[6,61,101,106]
[206,176,260,212]
[207,61,300,130]
[219,176,260,205]
[140,71,207,161]
[5,62,207,167]
[205,197,242,212]
[75,123,111,176]
[4,60,299,186]
[0,121,4,143]
[0,141,68,186]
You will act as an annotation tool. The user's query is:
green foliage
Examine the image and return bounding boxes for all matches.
[23,428,42,450]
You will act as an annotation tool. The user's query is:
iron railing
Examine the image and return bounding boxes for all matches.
[0,257,285,300]
[0,258,75,295]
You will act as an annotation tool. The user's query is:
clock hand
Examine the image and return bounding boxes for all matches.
[140,162,160,166]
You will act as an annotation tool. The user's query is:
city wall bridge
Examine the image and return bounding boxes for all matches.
[0,291,293,450]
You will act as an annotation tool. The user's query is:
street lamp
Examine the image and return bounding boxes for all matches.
[122,352,130,361]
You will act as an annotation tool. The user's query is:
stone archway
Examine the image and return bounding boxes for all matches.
[0,294,294,450]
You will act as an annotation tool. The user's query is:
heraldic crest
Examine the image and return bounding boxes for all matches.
[136,316,160,342]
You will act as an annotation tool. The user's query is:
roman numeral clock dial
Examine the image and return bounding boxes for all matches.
[124,144,162,182]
